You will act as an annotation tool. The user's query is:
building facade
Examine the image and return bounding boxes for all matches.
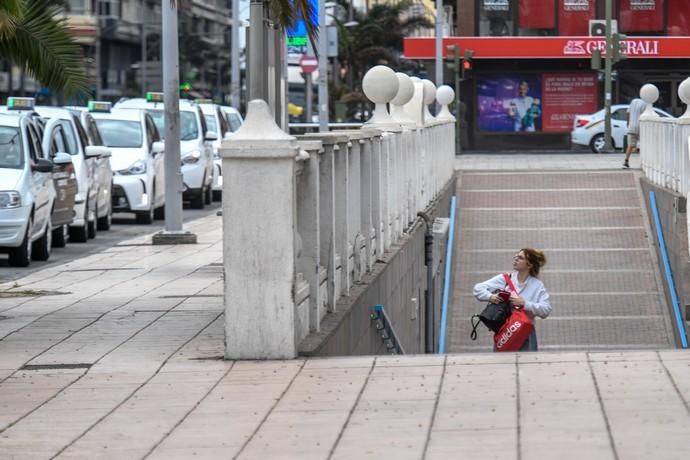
[405,0,690,149]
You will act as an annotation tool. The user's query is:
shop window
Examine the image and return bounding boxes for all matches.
[67,0,88,14]
[559,0,595,35]
[518,0,556,35]
[618,0,664,33]
[478,0,514,36]
[668,0,690,35]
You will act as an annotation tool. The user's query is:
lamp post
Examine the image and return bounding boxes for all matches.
[434,0,443,97]
[318,0,329,132]
[230,0,241,108]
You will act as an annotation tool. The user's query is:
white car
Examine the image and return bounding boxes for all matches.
[571,104,673,153]
[115,93,215,209]
[0,112,59,266]
[198,101,233,201]
[29,106,111,242]
[67,106,115,231]
[90,104,166,224]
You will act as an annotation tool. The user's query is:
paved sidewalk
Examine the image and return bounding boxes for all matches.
[456,152,637,171]
[0,160,689,459]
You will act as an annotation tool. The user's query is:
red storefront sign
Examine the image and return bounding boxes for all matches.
[403,36,690,59]
[542,73,598,132]
[559,0,594,36]
[519,0,555,29]
[619,0,664,32]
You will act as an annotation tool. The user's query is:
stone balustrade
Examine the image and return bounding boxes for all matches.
[220,66,456,359]
[640,80,690,196]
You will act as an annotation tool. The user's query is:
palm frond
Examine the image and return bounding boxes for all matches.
[0,0,23,40]
[0,0,89,96]
[267,0,318,54]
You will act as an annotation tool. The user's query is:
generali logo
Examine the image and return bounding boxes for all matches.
[563,39,660,56]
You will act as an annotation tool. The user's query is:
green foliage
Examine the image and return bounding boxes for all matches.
[0,0,89,96]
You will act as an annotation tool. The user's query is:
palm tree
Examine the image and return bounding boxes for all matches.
[0,0,89,96]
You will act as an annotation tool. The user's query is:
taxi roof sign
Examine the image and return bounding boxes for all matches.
[194,98,213,104]
[146,92,164,103]
[88,101,112,113]
[7,97,35,110]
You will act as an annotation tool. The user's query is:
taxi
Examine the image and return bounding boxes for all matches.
[196,99,232,201]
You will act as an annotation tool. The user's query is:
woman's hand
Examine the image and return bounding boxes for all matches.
[489,294,501,304]
[510,294,525,309]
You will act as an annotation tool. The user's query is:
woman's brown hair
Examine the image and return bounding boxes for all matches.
[520,248,546,277]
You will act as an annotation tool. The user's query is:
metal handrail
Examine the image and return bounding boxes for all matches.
[370,304,405,354]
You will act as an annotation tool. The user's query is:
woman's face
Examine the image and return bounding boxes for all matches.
[512,251,530,271]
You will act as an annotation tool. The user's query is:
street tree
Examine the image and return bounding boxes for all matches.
[0,0,89,96]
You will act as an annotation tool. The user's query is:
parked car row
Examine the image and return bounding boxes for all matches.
[0,95,243,267]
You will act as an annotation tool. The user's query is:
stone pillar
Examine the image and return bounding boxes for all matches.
[221,99,299,359]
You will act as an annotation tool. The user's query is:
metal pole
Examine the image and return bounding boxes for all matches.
[161,0,184,233]
[434,0,443,101]
[95,23,102,99]
[305,72,313,123]
[230,0,240,107]
[248,0,266,101]
[604,0,613,152]
[141,23,147,94]
[318,0,329,132]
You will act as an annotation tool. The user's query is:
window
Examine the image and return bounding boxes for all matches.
[478,0,514,36]
[26,124,42,163]
[0,127,23,169]
[67,0,88,14]
[94,119,143,148]
[73,116,90,151]
[85,115,104,146]
[204,114,218,133]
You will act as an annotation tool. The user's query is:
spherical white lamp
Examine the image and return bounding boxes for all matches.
[678,77,690,119]
[362,65,399,126]
[421,79,437,123]
[390,73,415,124]
[639,83,660,119]
[435,85,455,121]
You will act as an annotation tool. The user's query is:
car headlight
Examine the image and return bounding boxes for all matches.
[119,159,147,175]
[0,191,21,209]
[182,150,201,165]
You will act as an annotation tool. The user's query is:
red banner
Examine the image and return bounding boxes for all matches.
[403,36,690,59]
[519,0,556,29]
[559,0,595,35]
[668,0,690,35]
[618,0,664,32]
[541,73,598,132]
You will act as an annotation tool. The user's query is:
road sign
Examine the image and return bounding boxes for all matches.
[299,55,318,74]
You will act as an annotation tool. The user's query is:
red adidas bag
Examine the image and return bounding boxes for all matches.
[493,273,534,352]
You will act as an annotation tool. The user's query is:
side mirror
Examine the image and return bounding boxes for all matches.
[52,152,72,165]
[151,141,165,155]
[204,131,218,142]
[223,132,235,141]
[99,148,112,158]
[84,145,109,158]
[32,158,54,173]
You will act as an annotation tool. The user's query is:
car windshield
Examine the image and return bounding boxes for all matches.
[44,119,78,154]
[204,114,218,133]
[95,119,143,148]
[0,127,23,169]
[148,110,199,141]
[226,112,242,132]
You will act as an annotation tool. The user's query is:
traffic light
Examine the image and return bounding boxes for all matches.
[462,49,474,79]
[612,33,628,63]
[591,48,602,70]
[446,44,460,74]
[180,81,192,93]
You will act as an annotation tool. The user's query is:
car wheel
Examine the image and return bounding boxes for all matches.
[52,224,68,248]
[32,221,52,261]
[590,133,614,153]
[190,188,205,209]
[97,202,112,231]
[9,217,32,267]
[212,190,222,202]
[136,207,154,225]
[70,206,89,243]
[204,183,212,205]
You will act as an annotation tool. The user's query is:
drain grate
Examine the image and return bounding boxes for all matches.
[114,243,151,247]
[20,363,92,371]
[0,290,70,298]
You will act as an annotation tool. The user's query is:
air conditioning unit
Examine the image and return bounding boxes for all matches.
[589,19,618,37]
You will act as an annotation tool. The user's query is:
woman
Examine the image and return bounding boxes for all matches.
[472,248,552,351]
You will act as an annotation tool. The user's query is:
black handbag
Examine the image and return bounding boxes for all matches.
[470,290,512,340]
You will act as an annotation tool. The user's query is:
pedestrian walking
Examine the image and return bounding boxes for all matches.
[472,248,552,351]
[624,97,647,168]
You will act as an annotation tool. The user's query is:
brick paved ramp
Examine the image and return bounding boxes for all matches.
[449,170,676,353]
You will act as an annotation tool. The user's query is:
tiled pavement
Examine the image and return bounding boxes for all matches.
[0,153,688,459]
